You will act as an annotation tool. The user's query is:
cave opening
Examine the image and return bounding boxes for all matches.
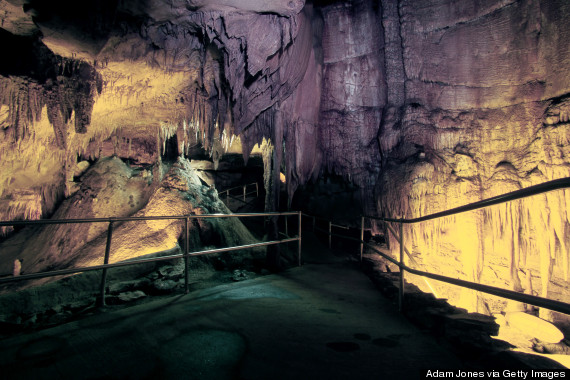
[289,173,362,223]
[161,134,179,162]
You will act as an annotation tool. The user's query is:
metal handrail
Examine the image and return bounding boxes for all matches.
[364,244,570,315]
[0,211,302,307]
[300,213,351,250]
[365,177,570,224]
[306,212,570,315]
[0,211,292,227]
[221,182,260,205]
[0,238,299,283]
[221,182,259,195]
[301,177,570,315]
[365,176,570,313]
[225,191,258,205]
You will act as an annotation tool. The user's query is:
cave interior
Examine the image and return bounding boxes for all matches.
[1,0,570,373]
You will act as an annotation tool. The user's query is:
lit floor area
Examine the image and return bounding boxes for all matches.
[0,259,468,379]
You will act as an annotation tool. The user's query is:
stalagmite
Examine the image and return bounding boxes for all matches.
[12,259,20,277]
[0,157,262,281]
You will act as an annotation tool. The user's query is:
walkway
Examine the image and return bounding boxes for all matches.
[0,256,467,379]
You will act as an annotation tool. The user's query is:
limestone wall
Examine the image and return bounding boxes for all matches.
[376,0,570,316]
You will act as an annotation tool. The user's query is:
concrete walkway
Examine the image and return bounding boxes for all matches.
[0,258,466,379]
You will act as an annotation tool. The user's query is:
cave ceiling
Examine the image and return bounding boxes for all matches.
[0,0,326,210]
[2,0,570,221]
[0,0,307,140]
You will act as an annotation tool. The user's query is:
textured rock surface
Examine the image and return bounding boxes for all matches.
[318,0,384,210]
[0,156,262,288]
[2,0,570,318]
[376,0,570,316]
[0,0,313,223]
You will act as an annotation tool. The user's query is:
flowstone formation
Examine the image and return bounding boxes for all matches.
[375,0,570,318]
[0,156,262,288]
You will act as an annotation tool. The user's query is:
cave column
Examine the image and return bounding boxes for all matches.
[262,107,284,271]
[262,141,275,213]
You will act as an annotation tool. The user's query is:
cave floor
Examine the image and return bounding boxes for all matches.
[1,231,556,379]
[0,260,468,378]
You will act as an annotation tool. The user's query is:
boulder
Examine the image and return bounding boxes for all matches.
[118,290,147,303]
[505,312,564,343]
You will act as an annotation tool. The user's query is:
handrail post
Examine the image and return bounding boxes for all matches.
[184,216,190,294]
[98,220,114,307]
[383,220,390,250]
[360,216,364,263]
[243,185,246,202]
[328,221,332,249]
[298,211,302,266]
[399,220,405,312]
[256,182,259,197]
[226,190,229,205]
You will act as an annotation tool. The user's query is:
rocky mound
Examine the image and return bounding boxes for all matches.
[0,156,264,290]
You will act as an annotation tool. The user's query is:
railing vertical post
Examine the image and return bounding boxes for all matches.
[384,221,390,250]
[184,216,190,294]
[98,221,114,307]
[298,211,302,266]
[328,221,332,249]
[256,182,259,197]
[226,190,229,205]
[360,216,364,263]
[243,186,246,202]
[399,220,405,312]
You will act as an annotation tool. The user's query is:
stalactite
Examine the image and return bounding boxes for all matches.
[0,188,44,236]
[158,122,178,157]
[45,89,67,149]
[176,122,185,157]
[0,58,101,146]
[0,76,45,142]
[181,75,233,159]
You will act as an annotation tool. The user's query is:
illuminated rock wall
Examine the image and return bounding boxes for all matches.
[0,157,260,283]
[376,0,570,316]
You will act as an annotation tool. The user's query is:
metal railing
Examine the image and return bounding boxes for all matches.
[221,182,259,205]
[304,177,570,315]
[3,177,570,316]
[0,211,302,306]
[301,214,350,249]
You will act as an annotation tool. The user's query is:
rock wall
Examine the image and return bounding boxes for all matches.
[319,0,384,211]
[375,0,570,316]
[0,0,313,223]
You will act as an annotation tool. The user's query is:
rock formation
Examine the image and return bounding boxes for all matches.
[0,156,262,288]
[375,0,570,317]
[1,0,570,317]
